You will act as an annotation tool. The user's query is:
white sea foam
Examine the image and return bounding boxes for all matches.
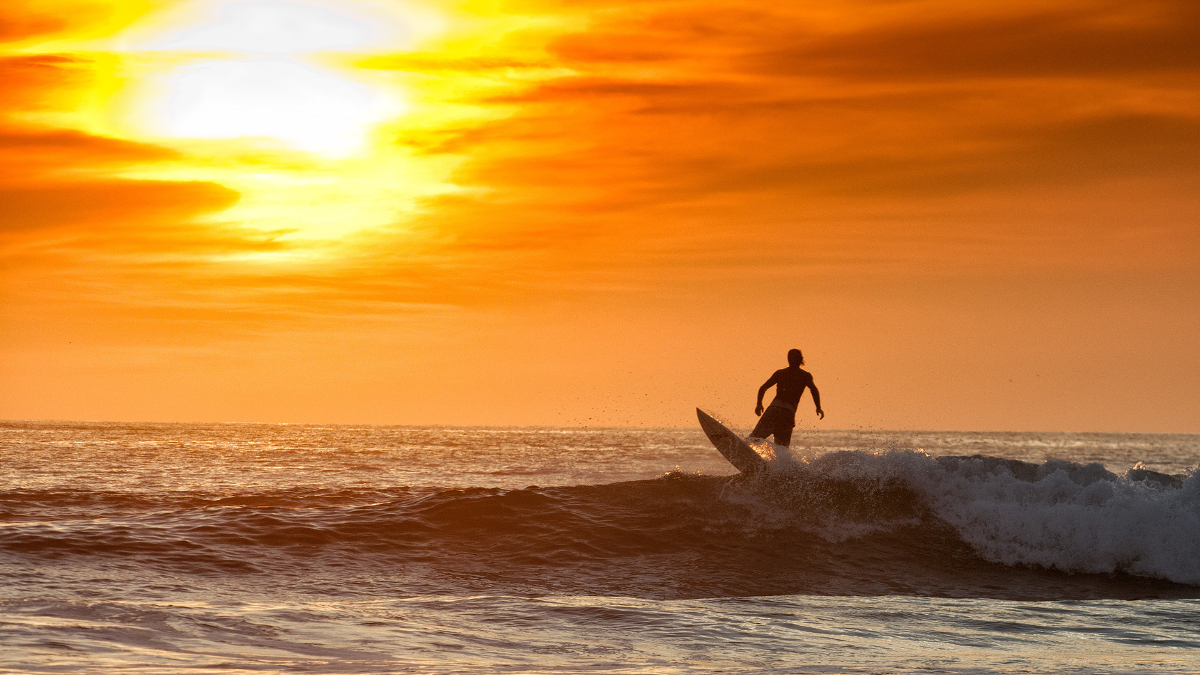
[794,450,1200,585]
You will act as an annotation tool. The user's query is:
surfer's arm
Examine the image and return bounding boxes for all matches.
[755,374,777,416]
[809,383,823,419]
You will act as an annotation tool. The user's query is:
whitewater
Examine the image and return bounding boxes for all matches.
[1,421,1198,673]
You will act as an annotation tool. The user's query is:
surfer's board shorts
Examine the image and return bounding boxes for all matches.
[750,403,796,447]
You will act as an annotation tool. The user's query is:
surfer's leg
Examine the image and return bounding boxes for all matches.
[775,422,793,447]
[752,407,788,444]
[749,413,774,441]
[776,413,797,446]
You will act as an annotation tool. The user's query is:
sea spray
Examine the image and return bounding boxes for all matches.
[758,448,1200,585]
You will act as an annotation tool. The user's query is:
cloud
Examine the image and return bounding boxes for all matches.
[393,0,1200,198]
[337,0,1200,287]
[0,130,263,263]
[0,15,66,43]
[0,128,181,182]
[0,55,91,112]
[0,128,177,158]
[753,3,1200,81]
[0,122,250,256]
[0,1,128,45]
[0,179,238,234]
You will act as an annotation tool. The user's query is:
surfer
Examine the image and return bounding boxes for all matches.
[750,348,823,446]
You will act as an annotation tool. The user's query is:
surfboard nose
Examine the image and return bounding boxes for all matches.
[696,408,767,476]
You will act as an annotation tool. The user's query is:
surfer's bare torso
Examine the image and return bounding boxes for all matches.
[762,367,814,410]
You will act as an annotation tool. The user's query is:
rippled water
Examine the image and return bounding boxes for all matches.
[1,420,1198,673]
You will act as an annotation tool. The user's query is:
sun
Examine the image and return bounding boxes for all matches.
[132,0,410,156]
[92,0,462,242]
[159,58,385,155]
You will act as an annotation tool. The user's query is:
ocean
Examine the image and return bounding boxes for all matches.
[1,420,1198,674]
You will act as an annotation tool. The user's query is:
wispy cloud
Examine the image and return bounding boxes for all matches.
[346,0,1198,279]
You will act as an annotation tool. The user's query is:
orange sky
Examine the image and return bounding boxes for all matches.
[1,0,1197,431]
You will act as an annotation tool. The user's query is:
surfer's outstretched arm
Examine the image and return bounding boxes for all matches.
[755,374,778,416]
[810,383,824,419]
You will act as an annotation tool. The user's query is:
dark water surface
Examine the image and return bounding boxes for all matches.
[1,421,1198,673]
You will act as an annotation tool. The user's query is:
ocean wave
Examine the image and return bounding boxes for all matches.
[1,452,1197,598]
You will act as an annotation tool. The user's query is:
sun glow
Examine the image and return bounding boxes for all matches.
[134,0,408,156]
[159,57,389,155]
[93,0,461,241]
[148,0,391,54]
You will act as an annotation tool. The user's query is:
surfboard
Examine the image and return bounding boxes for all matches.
[696,408,767,476]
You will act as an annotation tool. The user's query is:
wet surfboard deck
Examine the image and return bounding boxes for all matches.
[696,408,767,475]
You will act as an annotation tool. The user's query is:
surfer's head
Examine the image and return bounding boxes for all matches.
[787,349,804,366]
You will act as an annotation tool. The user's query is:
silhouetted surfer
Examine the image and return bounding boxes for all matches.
[750,348,823,446]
